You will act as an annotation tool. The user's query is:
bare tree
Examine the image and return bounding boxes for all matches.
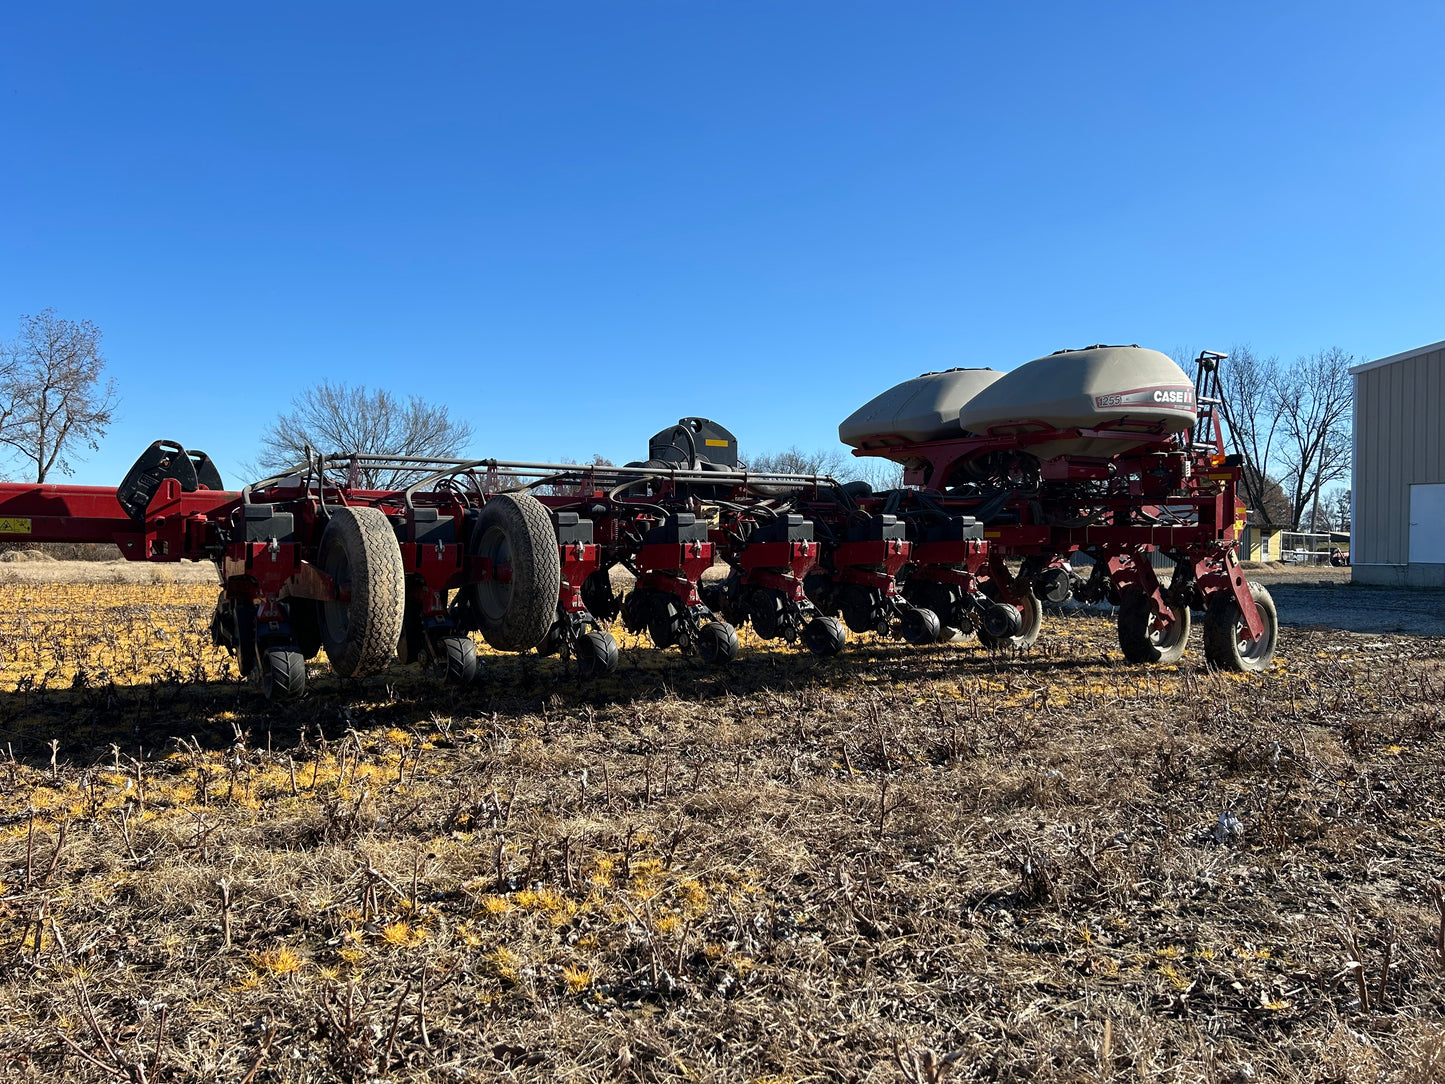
[251,381,475,489]
[542,453,614,496]
[0,309,118,482]
[1329,486,1351,534]
[1275,347,1353,531]
[746,445,904,491]
[745,446,850,478]
[1214,345,1291,529]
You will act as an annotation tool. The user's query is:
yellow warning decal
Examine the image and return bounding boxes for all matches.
[0,517,32,534]
[704,439,730,447]
[1206,473,1233,481]
[984,530,1002,539]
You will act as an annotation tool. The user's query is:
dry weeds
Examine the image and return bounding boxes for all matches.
[0,583,1441,1083]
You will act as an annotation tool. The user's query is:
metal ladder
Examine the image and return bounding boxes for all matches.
[1191,351,1228,452]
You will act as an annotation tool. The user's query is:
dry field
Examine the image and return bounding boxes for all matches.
[0,579,1442,1083]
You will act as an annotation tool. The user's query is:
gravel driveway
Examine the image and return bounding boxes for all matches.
[1262,579,1445,637]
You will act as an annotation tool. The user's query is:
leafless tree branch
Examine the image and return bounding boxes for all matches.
[0,309,118,482]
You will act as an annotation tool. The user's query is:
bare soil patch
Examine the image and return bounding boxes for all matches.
[0,558,220,586]
[0,586,1441,1082]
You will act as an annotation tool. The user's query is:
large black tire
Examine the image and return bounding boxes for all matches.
[1203,581,1278,672]
[977,587,1042,650]
[259,648,307,701]
[471,493,562,652]
[318,507,407,678]
[1117,589,1191,664]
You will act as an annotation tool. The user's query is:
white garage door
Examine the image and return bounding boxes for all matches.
[1408,483,1445,563]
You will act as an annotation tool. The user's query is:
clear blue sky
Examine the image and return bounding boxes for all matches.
[2,3,1442,486]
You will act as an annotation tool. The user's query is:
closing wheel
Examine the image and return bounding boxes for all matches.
[575,629,620,678]
[318,506,407,678]
[839,586,885,634]
[289,598,323,660]
[647,596,683,648]
[1117,589,1191,664]
[259,648,306,701]
[471,493,563,652]
[977,587,1042,650]
[697,621,739,665]
[747,590,785,639]
[537,621,565,657]
[1203,581,1278,672]
[899,605,942,645]
[441,635,478,685]
[802,616,847,657]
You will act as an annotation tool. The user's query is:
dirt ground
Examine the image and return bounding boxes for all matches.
[0,575,1441,1083]
[0,558,220,586]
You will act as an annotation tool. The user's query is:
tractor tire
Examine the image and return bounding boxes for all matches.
[471,493,562,652]
[575,629,620,678]
[259,648,307,702]
[697,620,739,665]
[1117,589,1191,664]
[899,605,942,645]
[1203,581,1278,672]
[977,587,1042,651]
[442,635,478,685]
[802,616,847,656]
[318,507,407,678]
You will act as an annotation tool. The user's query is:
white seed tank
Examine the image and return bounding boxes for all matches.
[838,368,1004,449]
[956,345,1197,459]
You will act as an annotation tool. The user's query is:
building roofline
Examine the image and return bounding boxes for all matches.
[1350,338,1445,375]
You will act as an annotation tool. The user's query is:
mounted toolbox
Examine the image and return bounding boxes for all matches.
[554,511,594,545]
[644,512,710,545]
[845,514,906,543]
[750,513,813,544]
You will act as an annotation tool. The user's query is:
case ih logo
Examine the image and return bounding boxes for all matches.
[1093,386,1196,410]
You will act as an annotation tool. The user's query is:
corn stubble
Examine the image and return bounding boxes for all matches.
[0,585,1442,1082]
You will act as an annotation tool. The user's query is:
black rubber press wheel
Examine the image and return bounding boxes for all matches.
[259,648,307,701]
[441,635,478,685]
[899,605,942,645]
[802,616,847,657]
[318,507,407,678]
[977,587,1042,651]
[575,629,620,677]
[471,493,562,652]
[697,621,739,664]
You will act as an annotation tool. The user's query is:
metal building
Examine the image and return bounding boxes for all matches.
[1350,339,1445,586]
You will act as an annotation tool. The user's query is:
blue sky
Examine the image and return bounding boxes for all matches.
[2,3,1442,486]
